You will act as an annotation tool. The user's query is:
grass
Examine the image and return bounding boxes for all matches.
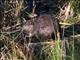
[0,0,80,60]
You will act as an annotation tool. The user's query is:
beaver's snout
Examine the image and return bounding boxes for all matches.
[22,22,35,37]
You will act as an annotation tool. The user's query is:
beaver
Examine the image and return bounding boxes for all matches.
[22,14,61,41]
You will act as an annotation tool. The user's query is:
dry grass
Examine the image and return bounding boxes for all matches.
[0,0,80,60]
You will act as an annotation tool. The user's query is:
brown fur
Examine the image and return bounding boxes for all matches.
[22,14,60,40]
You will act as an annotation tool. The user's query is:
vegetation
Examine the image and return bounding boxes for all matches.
[0,0,80,60]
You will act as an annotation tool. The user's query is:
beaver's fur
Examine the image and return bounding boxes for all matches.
[22,14,61,41]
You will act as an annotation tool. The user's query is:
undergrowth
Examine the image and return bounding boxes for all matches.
[0,0,80,60]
